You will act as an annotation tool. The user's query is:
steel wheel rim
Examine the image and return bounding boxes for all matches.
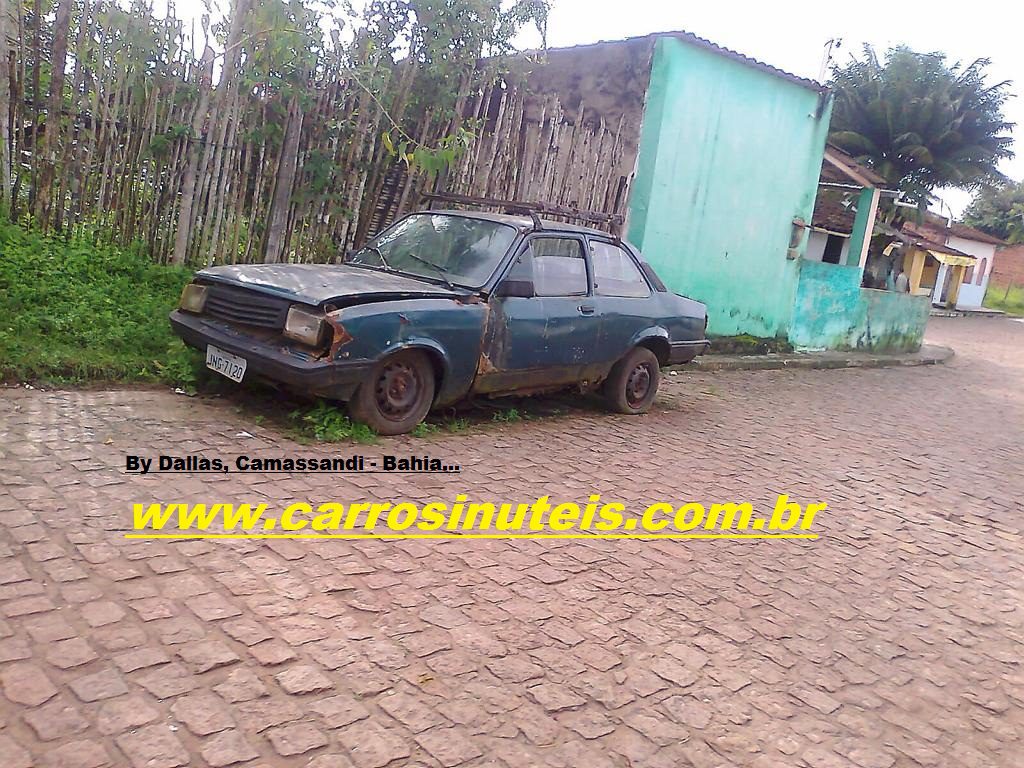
[375,361,422,420]
[625,363,652,407]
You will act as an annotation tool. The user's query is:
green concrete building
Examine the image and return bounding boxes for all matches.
[438,31,930,351]
[621,34,929,351]
[627,35,833,341]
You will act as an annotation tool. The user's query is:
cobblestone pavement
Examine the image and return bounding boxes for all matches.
[1,316,1022,768]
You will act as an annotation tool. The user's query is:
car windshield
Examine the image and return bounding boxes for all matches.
[348,214,518,288]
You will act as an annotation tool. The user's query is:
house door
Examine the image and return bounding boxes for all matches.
[937,265,952,306]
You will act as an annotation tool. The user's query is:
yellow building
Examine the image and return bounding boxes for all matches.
[881,227,977,308]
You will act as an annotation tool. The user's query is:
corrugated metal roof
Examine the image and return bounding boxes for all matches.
[657,30,828,92]
[544,30,828,93]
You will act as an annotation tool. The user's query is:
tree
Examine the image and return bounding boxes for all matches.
[829,45,1014,204]
[963,181,1024,243]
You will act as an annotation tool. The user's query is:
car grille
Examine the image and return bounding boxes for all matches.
[204,284,291,329]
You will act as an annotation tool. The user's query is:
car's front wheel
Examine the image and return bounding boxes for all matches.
[603,347,661,414]
[349,350,436,435]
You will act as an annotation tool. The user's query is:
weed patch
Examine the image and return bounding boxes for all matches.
[289,400,377,443]
[492,407,522,423]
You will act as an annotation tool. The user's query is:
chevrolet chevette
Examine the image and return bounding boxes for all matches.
[170,210,709,434]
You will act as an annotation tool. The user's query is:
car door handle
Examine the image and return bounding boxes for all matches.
[578,304,595,316]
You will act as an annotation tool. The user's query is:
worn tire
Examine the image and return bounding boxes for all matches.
[348,350,436,435]
[603,347,661,414]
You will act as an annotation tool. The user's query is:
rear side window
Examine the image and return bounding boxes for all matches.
[590,241,651,297]
[527,237,588,297]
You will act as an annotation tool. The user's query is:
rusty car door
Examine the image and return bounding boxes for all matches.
[474,235,600,394]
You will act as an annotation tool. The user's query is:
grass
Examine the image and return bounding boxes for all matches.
[985,283,1024,316]
[0,219,200,387]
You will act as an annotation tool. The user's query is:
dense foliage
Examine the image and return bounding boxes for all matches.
[0,220,196,383]
[963,181,1024,243]
[0,0,550,266]
[829,45,1014,204]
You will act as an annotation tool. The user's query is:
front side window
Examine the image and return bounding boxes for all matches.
[527,238,588,297]
[590,241,650,297]
[348,214,518,288]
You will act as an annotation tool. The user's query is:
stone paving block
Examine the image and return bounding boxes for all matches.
[115,725,189,768]
[275,664,334,695]
[96,695,161,735]
[199,729,261,767]
[22,695,90,740]
[68,668,129,702]
[337,721,412,768]
[170,691,236,735]
[265,721,329,757]
[1,662,58,706]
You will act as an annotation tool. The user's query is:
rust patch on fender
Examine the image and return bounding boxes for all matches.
[325,313,354,359]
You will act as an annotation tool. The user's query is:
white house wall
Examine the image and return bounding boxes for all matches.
[948,236,998,309]
[805,230,850,264]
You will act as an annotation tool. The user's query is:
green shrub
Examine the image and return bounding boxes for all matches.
[0,220,193,385]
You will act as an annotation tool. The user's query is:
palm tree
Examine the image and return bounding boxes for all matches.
[828,46,1014,204]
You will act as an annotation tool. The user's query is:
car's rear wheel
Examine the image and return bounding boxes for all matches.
[349,350,436,435]
[603,347,661,414]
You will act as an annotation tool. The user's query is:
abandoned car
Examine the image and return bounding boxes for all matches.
[170,210,710,434]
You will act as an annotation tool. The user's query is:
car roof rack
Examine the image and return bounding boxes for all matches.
[420,192,624,237]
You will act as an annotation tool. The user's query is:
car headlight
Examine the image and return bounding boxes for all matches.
[179,284,208,313]
[284,306,326,346]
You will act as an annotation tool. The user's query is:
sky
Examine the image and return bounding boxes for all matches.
[163,0,1021,218]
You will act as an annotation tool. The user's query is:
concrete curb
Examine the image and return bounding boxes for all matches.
[930,308,1005,318]
[672,344,954,373]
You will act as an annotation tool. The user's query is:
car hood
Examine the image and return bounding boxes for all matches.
[196,264,459,306]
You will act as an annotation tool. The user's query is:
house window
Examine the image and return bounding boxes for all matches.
[822,234,845,264]
[977,258,987,285]
[965,264,975,283]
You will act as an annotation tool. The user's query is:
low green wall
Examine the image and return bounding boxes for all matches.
[790,260,930,351]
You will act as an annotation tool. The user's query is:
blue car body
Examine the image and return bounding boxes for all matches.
[170,211,709,407]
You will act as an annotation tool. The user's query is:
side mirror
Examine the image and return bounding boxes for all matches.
[495,279,535,298]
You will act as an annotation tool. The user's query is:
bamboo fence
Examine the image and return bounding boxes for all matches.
[0,0,634,267]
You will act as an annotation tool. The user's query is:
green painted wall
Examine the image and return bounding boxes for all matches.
[628,37,833,338]
[789,260,930,351]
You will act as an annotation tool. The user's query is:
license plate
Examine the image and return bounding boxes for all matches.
[206,345,247,383]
